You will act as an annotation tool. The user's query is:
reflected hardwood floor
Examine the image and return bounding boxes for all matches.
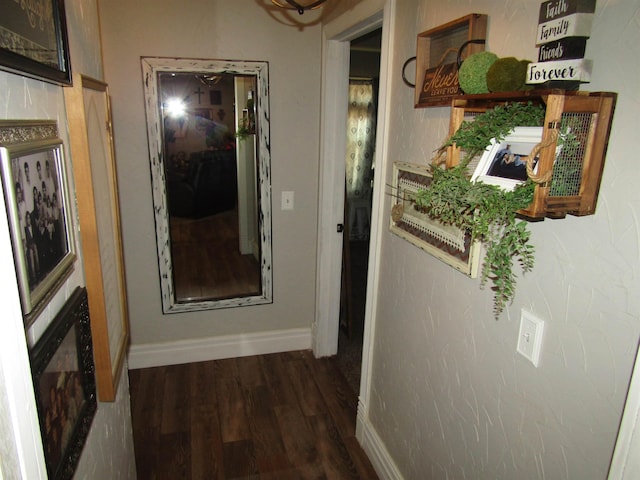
[170,209,261,302]
[129,351,379,479]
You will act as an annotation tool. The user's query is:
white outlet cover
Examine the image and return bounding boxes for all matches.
[517,309,545,367]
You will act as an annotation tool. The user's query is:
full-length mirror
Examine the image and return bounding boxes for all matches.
[141,57,272,313]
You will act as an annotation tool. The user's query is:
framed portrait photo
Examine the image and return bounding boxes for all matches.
[0,0,72,85]
[0,120,75,321]
[471,126,543,191]
[30,287,97,480]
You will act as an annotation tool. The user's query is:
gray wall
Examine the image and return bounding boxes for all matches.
[98,0,322,347]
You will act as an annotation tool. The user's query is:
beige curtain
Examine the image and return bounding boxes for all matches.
[345,80,376,240]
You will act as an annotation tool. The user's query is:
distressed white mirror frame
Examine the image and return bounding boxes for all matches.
[141,57,272,313]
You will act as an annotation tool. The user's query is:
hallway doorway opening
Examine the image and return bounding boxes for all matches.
[336,27,382,395]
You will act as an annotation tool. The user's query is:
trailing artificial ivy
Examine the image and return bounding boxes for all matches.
[416,102,546,317]
[235,120,251,140]
[413,164,535,317]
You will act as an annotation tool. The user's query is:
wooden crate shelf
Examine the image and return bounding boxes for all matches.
[445,89,617,219]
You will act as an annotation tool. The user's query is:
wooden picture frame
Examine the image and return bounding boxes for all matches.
[414,14,487,108]
[195,108,214,130]
[390,162,480,277]
[0,0,72,85]
[64,76,129,402]
[0,120,76,321]
[29,287,97,480]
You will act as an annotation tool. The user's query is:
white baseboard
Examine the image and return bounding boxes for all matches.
[357,400,404,480]
[128,327,312,369]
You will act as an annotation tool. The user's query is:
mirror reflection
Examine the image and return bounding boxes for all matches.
[162,72,260,302]
[141,58,272,313]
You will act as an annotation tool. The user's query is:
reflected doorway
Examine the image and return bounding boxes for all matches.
[336,27,382,395]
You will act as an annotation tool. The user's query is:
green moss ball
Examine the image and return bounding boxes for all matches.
[458,51,498,94]
[486,57,531,92]
[519,60,534,91]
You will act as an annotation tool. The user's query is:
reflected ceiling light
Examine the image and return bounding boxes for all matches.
[165,98,186,117]
[271,0,327,15]
[197,74,222,87]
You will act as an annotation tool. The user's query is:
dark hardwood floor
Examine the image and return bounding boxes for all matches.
[129,351,379,479]
[337,240,369,395]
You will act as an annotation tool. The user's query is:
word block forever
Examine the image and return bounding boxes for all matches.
[526,58,592,84]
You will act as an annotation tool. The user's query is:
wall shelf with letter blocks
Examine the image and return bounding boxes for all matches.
[527,0,596,89]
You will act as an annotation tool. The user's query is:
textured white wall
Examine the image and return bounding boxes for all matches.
[368,0,640,478]
[0,187,44,480]
[65,0,104,80]
[0,0,136,478]
[98,0,322,346]
[73,364,136,479]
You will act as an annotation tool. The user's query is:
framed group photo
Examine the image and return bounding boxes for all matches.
[0,0,72,85]
[0,120,75,320]
[30,287,97,480]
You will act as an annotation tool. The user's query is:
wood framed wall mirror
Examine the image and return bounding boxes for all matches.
[141,57,272,313]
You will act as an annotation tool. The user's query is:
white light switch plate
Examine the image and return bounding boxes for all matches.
[517,309,545,367]
[281,191,294,210]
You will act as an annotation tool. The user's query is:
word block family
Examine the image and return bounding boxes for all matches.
[526,0,596,87]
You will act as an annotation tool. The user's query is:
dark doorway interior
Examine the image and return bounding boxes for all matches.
[335,28,382,395]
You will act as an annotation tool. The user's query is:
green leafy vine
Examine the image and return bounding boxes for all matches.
[413,165,535,317]
[441,102,545,165]
[235,119,251,140]
[417,102,547,317]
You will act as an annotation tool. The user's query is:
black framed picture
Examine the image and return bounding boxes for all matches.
[0,120,76,321]
[29,287,97,480]
[0,0,72,85]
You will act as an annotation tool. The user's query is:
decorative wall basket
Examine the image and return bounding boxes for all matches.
[413,14,488,108]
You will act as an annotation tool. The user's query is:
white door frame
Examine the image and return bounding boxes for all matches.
[313,6,386,358]
[313,0,396,452]
[608,340,640,479]
[312,30,351,359]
